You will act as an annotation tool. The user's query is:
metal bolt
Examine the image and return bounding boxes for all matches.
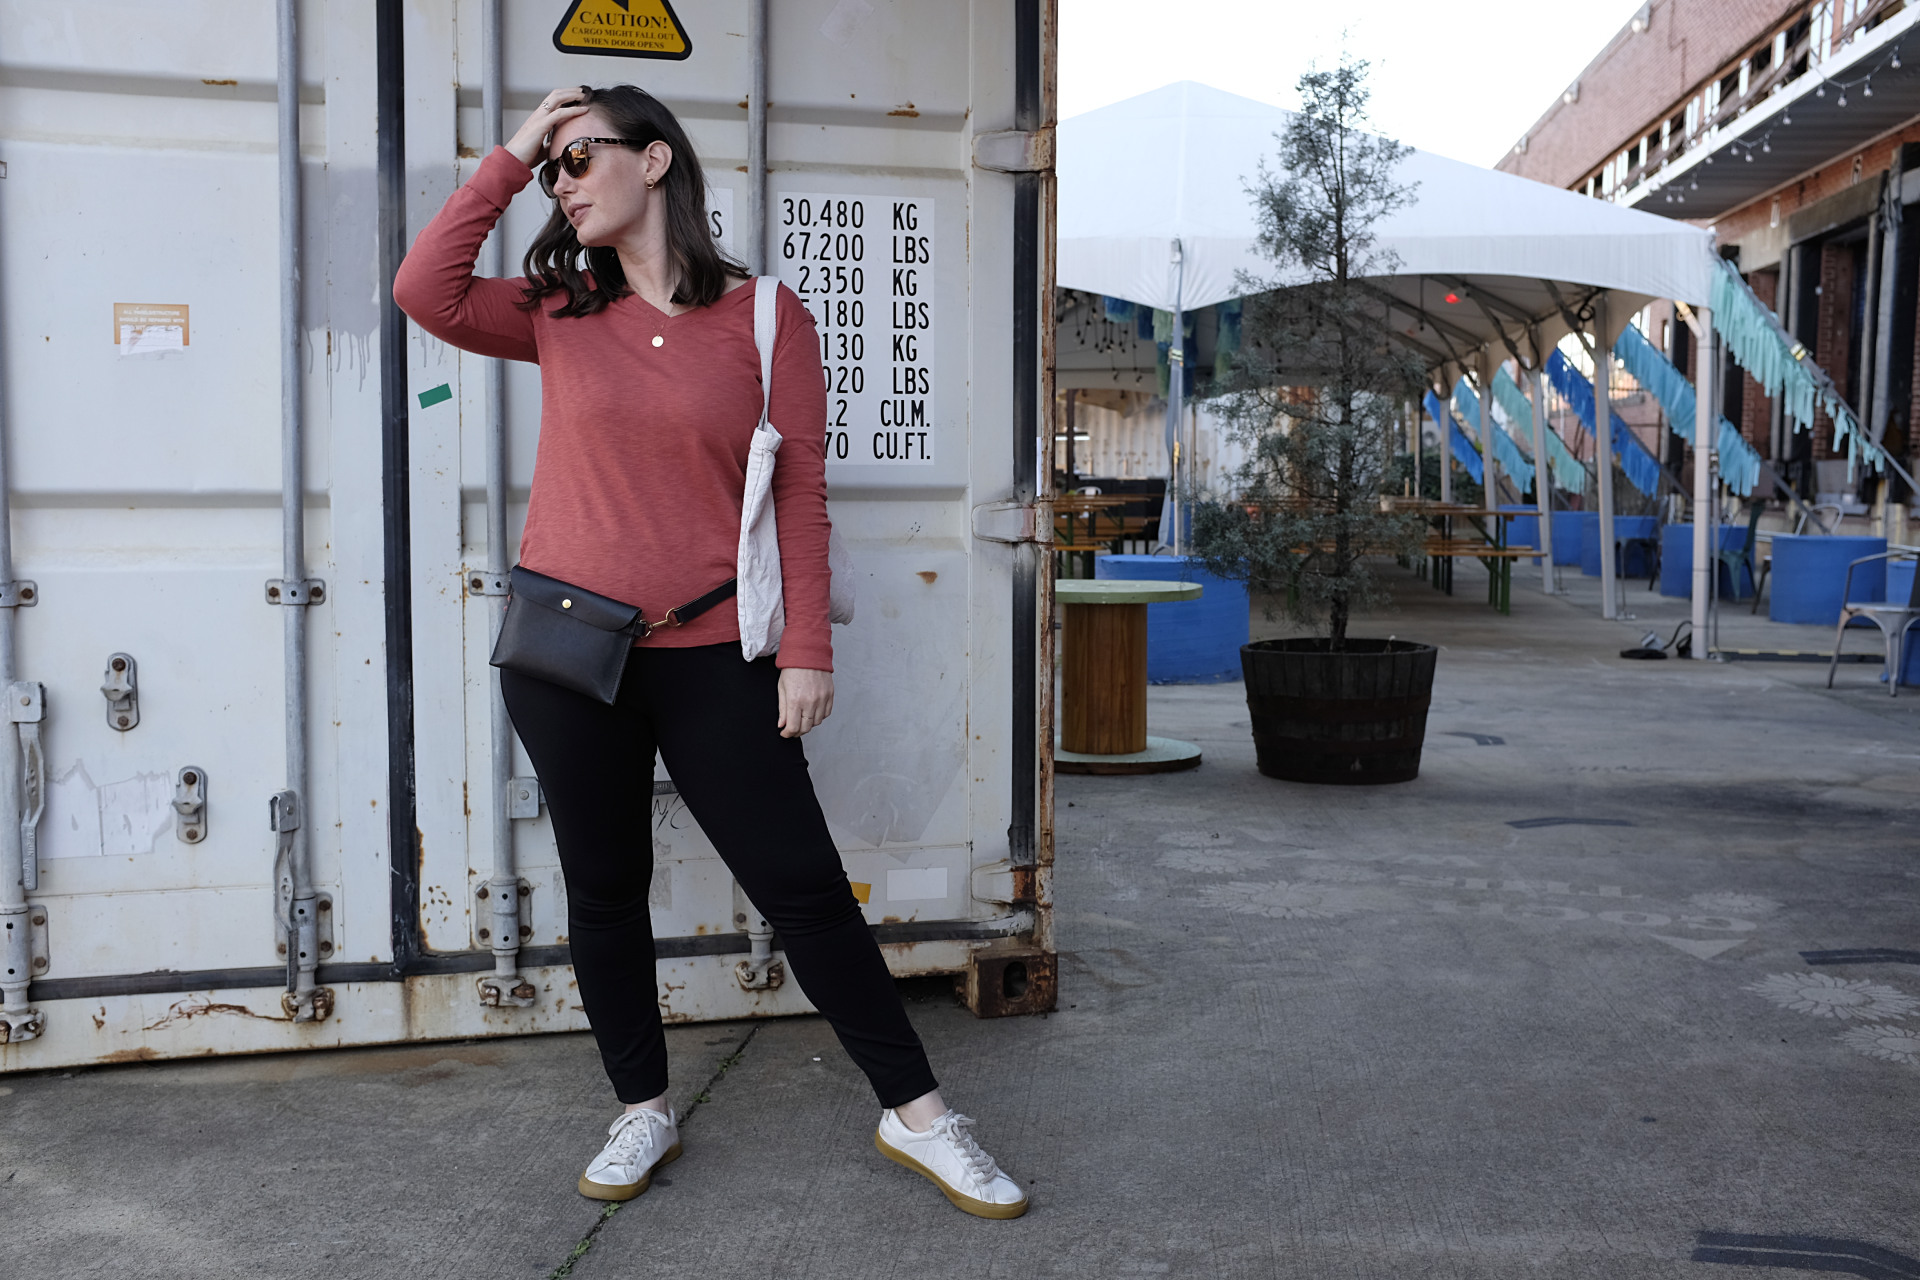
[111,657,126,672]
[29,914,43,927]
[517,884,530,898]
[476,886,489,900]
[277,943,288,956]
[316,900,330,912]
[519,925,532,939]
[183,771,197,786]
[319,940,332,954]
[471,577,483,590]
[267,586,280,600]
[19,588,31,601]
[32,957,46,970]
[116,715,129,727]
[185,828,199,840]
[478,928,491,940]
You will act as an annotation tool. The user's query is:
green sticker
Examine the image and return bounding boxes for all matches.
[417,383,452,409]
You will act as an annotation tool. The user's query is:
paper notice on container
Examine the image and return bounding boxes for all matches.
[114,303,189,356]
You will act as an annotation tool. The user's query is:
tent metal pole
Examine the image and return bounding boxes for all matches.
[1477,349,1498,504]
[1691,307,1717,657]
[1438,376,1454,504]
[1164,238,1184,553]
[1593,296,1619,620]
[1529,353,1557,592]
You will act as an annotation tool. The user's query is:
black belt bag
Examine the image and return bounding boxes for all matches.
[489,565,739,704]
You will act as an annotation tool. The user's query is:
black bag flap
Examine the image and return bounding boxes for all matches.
[507,565,643,633]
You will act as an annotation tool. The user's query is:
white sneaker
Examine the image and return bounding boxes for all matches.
[875,1108,1029,1219]
[578,1106,682,1201]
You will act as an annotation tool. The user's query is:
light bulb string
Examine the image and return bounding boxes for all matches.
[1638,38,1906,202]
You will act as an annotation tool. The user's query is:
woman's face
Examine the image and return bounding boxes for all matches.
[545,110,672,248]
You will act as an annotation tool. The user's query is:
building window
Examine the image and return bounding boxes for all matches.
[1738,58,1751,97]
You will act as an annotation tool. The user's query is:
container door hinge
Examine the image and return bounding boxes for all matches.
[970,861,1039,907]
[10,682,45,893]
[265,579,326,606]
[101,653,138,731]
[972,127,1054,173]
[0,904,48,1043]
[971,501,1053,546]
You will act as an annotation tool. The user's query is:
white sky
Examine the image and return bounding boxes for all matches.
[1060,0,1651,168]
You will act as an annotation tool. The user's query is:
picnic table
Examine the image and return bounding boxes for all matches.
[1390,503,1536,614]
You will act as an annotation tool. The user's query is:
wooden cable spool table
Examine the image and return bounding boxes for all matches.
[1055,578,1205,775]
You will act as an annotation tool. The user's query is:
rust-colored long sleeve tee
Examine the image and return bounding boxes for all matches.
[393,146,833,670]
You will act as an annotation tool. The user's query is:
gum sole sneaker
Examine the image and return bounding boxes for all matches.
[875,1108,1029,1220]
[578,1106,682,1202]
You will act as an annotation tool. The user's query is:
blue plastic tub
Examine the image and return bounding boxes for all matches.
[1769,534,1886,625]
[1658,524,1754,599]
[1095,554,1249,684]
[1579,514,1657,578]
[1498,506,1582,566]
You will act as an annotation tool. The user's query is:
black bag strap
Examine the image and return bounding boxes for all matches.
[642,576,738,638]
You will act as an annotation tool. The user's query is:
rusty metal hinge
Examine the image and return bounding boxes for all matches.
[971,501,1053,546]
[972,127,1054,173]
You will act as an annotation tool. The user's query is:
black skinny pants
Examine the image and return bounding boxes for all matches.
[501,643,938,1108]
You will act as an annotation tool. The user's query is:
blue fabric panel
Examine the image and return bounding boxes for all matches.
[1611,324,1762,496]
[1103,295,1135,323]
[1424,391,1482,483]
[1095,554,1250,684]
[1545,350,1663,498]
[1450,380,1535,492]
[1769,535,1887,625]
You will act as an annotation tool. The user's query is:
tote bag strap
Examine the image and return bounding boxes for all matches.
[753,275,778,428]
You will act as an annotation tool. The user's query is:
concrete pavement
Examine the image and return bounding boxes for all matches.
[4,559,1917,1278]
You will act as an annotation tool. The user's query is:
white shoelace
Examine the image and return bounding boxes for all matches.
[928,1112,1000,1186]
[604,1108,667,1163]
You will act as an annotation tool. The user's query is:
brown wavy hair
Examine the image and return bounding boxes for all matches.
[519,84,745,318]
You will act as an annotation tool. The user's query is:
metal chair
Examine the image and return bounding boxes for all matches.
[1714,502,1763,608]
[1826,547,1920,698]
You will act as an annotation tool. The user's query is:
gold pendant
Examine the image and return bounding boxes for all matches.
[651,335,664,348]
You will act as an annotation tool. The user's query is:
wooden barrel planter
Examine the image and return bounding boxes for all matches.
[1240,638,1438,784]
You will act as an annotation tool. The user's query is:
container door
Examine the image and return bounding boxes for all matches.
[407,0,1051,1025]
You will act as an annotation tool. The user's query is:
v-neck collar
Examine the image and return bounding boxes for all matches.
[624,280,755,326]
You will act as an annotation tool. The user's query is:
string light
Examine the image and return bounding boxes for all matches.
[1864,79,1873,97]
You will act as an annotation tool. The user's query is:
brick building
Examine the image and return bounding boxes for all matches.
[1498,0,1920,508]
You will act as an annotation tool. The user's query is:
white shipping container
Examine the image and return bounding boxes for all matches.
[0,0,1056,1070]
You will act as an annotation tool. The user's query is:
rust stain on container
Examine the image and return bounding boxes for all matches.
[917,570,938,583]
[101,1047,160,1063]
[201,78,238,86]
[889,103,920,117]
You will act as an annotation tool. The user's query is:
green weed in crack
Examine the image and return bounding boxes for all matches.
[545,1025,761,1280]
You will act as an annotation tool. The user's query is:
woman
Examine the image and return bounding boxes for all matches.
[393,84,1026,1220]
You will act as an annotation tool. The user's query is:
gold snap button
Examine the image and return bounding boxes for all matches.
[561,598,573,608]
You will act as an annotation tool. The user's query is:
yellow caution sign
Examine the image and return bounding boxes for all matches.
[552,0,691,60]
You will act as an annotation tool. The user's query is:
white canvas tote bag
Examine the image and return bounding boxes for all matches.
[737,275,855,661]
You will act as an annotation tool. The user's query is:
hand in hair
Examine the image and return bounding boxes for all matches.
[507,86,594,168]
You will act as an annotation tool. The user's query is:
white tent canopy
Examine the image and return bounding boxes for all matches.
[1057,81,1716,348]
[1056,81,1730,644]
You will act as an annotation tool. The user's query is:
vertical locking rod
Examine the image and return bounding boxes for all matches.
[277,0,323,1021]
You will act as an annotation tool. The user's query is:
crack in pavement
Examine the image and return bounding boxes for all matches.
[545,1025,761,1280]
